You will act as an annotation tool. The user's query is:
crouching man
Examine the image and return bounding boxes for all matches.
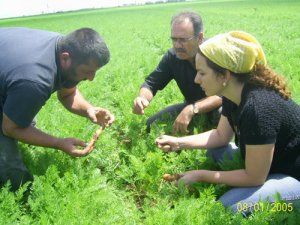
[0,27,114,191]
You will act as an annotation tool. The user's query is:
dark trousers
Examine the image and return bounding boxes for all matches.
[0,130,33,191]
[146,102,220,133]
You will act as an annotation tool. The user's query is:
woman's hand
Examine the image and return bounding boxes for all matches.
[163,170,203,186]
[177,170,203,186]
[155,135,181,152]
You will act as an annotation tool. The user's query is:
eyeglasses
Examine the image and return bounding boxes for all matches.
[170,36,195,44]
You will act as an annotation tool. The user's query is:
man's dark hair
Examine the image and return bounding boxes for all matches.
[58,28,110,67]
[171,11,203,37]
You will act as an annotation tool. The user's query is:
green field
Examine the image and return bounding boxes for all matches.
[1,0,300,224]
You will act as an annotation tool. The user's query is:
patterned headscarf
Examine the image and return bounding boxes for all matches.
[200,31,266,73]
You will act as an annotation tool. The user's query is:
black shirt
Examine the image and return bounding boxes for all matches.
[0,27,70,128]
[222,83,300,179]
[141,48,206,103]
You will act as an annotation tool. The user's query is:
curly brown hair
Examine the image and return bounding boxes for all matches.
[249,64,291,99]
[198,51,291,99]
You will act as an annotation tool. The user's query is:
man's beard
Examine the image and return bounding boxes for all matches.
[60,66,79,88]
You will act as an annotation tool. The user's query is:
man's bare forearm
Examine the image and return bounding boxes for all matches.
[58,88,93,117]
[195,95,222,114]
[4,125,61,149]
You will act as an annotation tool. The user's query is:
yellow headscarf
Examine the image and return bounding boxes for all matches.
[200,31,267,73]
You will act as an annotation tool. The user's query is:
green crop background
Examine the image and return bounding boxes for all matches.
[0,0,299,224]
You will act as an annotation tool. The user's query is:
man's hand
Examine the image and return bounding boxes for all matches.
[87,107,115,127]
[173,104,194,134]
[56,138,90,157]
[133,96,149,115]
[155,135,181,152]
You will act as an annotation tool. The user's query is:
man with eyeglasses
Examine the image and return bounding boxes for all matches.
[133,11,222,133]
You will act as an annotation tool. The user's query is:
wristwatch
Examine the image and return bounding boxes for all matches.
[192,103,199,114]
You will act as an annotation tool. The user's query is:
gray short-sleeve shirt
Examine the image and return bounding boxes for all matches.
[0,27,63,127]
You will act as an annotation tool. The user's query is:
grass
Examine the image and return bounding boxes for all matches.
[1,0,300,224]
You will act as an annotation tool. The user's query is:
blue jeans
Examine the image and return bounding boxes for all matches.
[207,143,300,215]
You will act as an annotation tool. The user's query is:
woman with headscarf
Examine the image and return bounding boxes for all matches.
[156,31,300,214]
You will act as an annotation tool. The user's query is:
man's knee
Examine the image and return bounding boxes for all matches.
[205,146,228,163]
[206,107,222,128]
[145,103,187,132]
[206,143,238,164]
[146,116,155,133]
[146,116,155,127]
[31,116,37,127]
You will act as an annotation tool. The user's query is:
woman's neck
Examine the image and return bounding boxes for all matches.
[222,81,245,105]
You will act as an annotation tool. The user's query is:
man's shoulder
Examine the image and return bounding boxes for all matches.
[0,27,60,37]
[5,63,56,92]
[0,27,60,86]
[161,48,180,63]
[165,48,177,58]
